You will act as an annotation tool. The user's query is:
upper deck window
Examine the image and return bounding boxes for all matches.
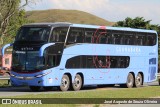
[15,27,51,42]
[67,28,83,44]
[50,27,68,43]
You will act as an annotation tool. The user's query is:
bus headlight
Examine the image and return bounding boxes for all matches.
[34,71,52,78]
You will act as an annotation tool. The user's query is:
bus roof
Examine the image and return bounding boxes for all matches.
[23,22,72,27]
[23,22,157,34]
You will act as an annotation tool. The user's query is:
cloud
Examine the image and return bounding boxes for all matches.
[26,0,160,24]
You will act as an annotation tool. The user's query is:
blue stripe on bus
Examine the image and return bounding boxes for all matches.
[39,43,55,57]
[2,43,13,56]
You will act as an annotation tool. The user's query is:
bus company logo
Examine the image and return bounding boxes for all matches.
[116,47,141,53]
[92,26,110,74]
[2,99,11,104]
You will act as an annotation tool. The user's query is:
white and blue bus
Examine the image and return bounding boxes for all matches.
[2,22,158,91]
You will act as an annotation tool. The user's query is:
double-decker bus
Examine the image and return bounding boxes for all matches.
[2,22,158,91]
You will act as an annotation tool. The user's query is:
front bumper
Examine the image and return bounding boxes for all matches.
[10,70,59,86]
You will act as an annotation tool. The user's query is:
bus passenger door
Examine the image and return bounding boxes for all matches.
[148,58,157,81]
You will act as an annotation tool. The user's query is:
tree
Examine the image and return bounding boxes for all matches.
[0,0,29,45]
[114,17,160,34]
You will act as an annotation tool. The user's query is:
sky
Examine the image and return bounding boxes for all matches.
[24,0,160,24]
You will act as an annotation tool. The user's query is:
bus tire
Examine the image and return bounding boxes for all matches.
[135,73,143,87]
[72,74,82,91]
[158,79,160,85]
[126,73,134,88]
[120,73,134,88]
[60,74,70,91]
[43,86,53,91]
[29,86,41,91]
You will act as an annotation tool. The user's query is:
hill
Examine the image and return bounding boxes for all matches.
[26,9,114,26]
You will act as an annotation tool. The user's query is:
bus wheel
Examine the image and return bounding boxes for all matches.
[126,73,134,88]
[60,74,70,91]
[29,86,41,91]
[72,74,82,91]
[158,79,160,85]
[135,73,143,87]
[43,86,53,91]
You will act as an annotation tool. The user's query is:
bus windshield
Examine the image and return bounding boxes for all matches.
[15,27,51,42]
[12,51,45,72]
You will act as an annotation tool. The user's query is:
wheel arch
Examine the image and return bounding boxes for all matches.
[129,71,135,85]
[138,71,144,85]
[64,72,72,84]
[129,72,135,80]
[76,72,84,87]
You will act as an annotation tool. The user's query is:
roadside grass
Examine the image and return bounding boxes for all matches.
[0,86,160,107]
[0,80,10,87]
[4,86,160,98]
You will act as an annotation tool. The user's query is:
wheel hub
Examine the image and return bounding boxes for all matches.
[62,79,68,87]
[136,76,141,85]
[74,78,80,87]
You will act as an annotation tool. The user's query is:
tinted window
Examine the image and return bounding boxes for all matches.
[111,30,123,44]
[46,54,61,68]
[16,27,51,42]
[85,30,94,43]
[50,27,68,43]
[65,55,81,68]
[65,55,130,69]
[135,33,146,45]
[67,28,83,44]
[147,33,156,46]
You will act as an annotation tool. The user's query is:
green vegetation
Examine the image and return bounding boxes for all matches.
[0,0,30,45]
[0,8,114,45]
[0,86,159,98]
[26,9,114,26]
[114,17,160,65]
[0,80,10,87]
[114,17,160,33]
[1,86,160,107]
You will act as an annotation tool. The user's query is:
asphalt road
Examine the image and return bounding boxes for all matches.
[0,81,159,97]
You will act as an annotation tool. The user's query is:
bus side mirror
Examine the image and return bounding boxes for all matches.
[39,43,55,57]
[1,43,13,57]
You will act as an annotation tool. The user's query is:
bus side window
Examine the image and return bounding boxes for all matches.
[129,36,135,45]
[135,33,146,46]
[50,27,68,43]
[65,56,81,68]
[111,34,121,44]
[67,28,83,45]
[125,57,130,67]
[106,36,110,44]
[67,32,76,43]
[110,57,117,68]
[115,34,121,44]
[111,34,115,44]
[85,32,93,43]
[122,57,130,68]
[147,34,156,46]
[120,36,125,45]
[86,56,94,68]
[123,36,129,45]
[123,32,135,45]
[105,31,112,44]
[99,34,106,44]
[46,54,61,68]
